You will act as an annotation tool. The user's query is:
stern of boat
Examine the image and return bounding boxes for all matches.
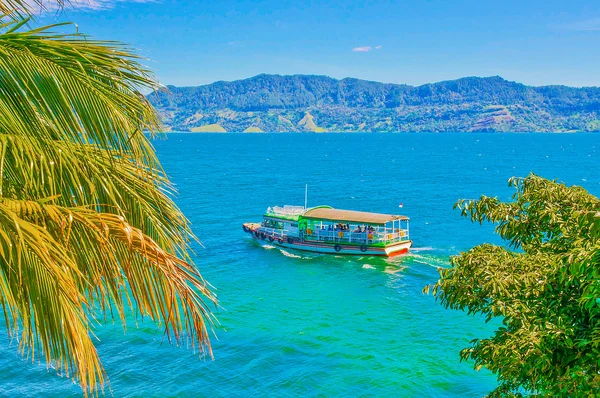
[242,222,261,234]
[384,240,413,257]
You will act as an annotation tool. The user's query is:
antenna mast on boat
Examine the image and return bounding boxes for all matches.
[304,184,308,209]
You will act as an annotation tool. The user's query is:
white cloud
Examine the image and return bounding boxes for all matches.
[24,0,155,13]
[352,45,383,52]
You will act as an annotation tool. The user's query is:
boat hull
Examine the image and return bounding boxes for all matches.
[243,223,411,257]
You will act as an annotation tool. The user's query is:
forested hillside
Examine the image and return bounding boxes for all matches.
[148,74,600,132]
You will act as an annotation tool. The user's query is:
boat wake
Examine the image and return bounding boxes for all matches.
[262,244,277,250]
[279,249,311,259]
[408,253,450,269]
[411,246,436,252]
[362,264,375,269]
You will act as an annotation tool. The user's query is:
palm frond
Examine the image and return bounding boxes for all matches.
[0,1,53,18]
[0,13,217,395]
[0,18,162,166]
[0,134,194,257]
[0,201,104,393]
[2,198,217,356]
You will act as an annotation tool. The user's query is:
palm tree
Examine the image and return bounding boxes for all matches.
[0,1,216,394]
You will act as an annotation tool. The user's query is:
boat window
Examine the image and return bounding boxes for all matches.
[263,219,284,229]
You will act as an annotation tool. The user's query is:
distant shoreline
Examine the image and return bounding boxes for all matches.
[148,74,600,134]
[162,130,585,134]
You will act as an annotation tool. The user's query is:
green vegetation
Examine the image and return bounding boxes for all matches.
[148,74,600,132]
[0,1,215,394]
[426,175,600,396]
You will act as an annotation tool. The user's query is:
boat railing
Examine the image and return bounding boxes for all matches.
[257,226,289,238]
[256,226,409,245]
[303,229,409,245]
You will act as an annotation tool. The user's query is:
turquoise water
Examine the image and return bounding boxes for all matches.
[1,133,599,397]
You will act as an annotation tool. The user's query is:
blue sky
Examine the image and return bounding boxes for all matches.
[37,0,600,87]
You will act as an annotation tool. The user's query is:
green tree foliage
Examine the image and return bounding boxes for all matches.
[0,1,216,394]
[426,174,600,396]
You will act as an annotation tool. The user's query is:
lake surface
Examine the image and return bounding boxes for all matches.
[1,133,599,397]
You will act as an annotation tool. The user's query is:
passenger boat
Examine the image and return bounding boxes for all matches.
[242,205,412,257]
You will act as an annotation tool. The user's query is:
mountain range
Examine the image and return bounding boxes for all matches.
[147,74,600,132]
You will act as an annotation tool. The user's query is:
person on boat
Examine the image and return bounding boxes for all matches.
[326,224,333,240]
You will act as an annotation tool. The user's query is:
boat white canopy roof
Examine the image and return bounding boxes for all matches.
[303,207,409,225]
[267,205,306,216]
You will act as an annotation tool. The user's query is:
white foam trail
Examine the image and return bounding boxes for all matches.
[280,250,302,259]
[408,253,451,269]
[412,259,445,269]
[411,247,435,252]
[362,264,375,269]
[262,244,276,250]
